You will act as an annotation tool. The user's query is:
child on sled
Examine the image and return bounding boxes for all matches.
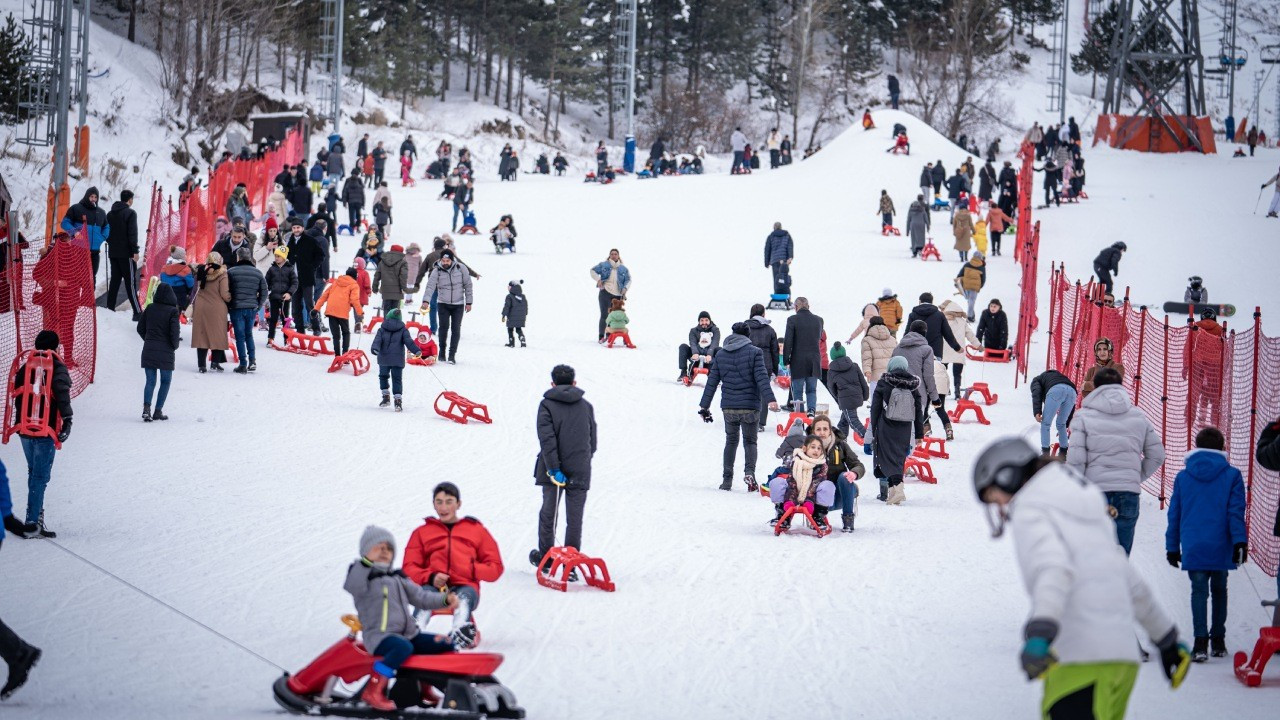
[768,435,835,532]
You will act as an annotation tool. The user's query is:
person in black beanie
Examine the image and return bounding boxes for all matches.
[12,330,72,539]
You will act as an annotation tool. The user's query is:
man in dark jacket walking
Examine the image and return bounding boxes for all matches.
[700,323,776,492]
[783,297,824,414]
[906,293,962,359]
[746,304,779,430]
[342,170,366,228]
[532,365,598,564]
[105,189,142,318]
[1093,241,1126,295]
[287,218,324,333]
[764,222,793,294]
[887,74,900,109]
[227,248,268,373]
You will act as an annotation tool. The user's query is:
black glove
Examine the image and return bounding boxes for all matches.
[698,408,714,424]
[931,399,943,409]
[1233,542,1248,565]
[57,418,72,443]
[1020,618,1059,681]
[1166,551,1180,568]
[1155,628,1190,687]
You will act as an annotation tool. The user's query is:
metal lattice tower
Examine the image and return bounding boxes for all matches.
[73,0,89,129]
[610,0,636,140]
[1047,1,1069,122]
[17,0,69,149]
[315,0,344,134]
[1102,0,1207,151]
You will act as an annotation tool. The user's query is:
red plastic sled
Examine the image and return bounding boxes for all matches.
[434,391,493,425]
[949,398,991,425]
[3,350,64,449]
[904,451,938,484]
[536,547,616,592]
[682,366,709,386]
[776,411,811,436]
[281,327,334,355]
[962,382,999,405]
[773,505,830,538]
[328,349,371,376]
[605,331,636,348]
[965,345,1012,363]
[915,436,949,459]
[882,225,901,236]
[920,241,942,261]
[1235,625,1280,687]
[774,375,792,389]
[457,225,480,235]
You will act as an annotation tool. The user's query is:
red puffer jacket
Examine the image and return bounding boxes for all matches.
[402,517,504,594]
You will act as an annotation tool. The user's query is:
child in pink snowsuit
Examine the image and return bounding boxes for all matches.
[401,153,413,186]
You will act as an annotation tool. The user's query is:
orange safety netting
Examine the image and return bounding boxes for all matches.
[1047,268,1279,577]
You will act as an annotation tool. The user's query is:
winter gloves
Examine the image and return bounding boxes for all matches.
[1167,551,1181,568]
[1233,542,1249,565]
[1155,628,1191,688]
[548,469,568,487]
[57,418,71,443]
[1020,618,1059,680]
[698,408,714,423]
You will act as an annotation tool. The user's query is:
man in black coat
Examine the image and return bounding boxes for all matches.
[906,292,962,359]
[699,323,776,492]
[649,137,664,166]
[532,365,598,563]
[273,165,294,194]
[930,160,946,196]
[105,190,142,317]
[887,74,900,109]
[1093,242,1126,295]
[286,218,324,333]
[783,297,824,414]
[357,133,370,160]
[288,181,313,223]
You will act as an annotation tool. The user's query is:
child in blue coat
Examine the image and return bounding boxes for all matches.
[369,308,423,411]
[1165,426,1247,662]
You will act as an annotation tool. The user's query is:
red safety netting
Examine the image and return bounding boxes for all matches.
[3,235,97,398]
[1047,267,1279,576]
[1011,141,1038,385]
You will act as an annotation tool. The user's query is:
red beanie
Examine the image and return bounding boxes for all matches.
[264,216,278,231]
[390,244,404,253]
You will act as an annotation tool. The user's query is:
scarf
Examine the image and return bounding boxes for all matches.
[790,448,825,501]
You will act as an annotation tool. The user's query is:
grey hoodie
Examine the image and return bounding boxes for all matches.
[1066,383,1166,494]
[344,526,448,655]
[891,331,938,402]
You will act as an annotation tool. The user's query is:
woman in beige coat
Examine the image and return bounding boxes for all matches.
[938,299,980,398]
[860,316,898,387]
[191,251,232,372]
[952,207,974,262]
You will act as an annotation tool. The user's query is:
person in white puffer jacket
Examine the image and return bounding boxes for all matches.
[1066,367,1165,555]
[972,437,1191,720]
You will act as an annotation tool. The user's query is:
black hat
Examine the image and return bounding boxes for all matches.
[34,330,59,351]
[698,311,711,321]
[440,249,456,261]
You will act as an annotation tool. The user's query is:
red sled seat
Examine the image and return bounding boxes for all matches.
[774,504,830,538]
[279,327,333,355]
[1235,625,1280,687]
[949,398,991,425]
[683,366,710,386]
[916,436,949,459]
[434,391,493,425]
[882,225,901,236]
[965,345,1012,363]
[904,449,938,484]
[536,547,616,592]
[328,349,371,376]
[776,411,811,436]
[605,331,636,348]
[961,382,999,405]
[920,242,942,261]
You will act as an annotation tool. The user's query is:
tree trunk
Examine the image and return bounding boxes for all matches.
[494,53,502,106]
[465,27,473,92]
[517,58,525,115]
[440,8,451,99]
[128,0,137,42]
[505,52,513,109]
[301,40,311,93]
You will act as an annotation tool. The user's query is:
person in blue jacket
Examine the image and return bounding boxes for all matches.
[763,222,793,294]
[369,308,424,412]
[0,459,42,700]
[60,186,109,280]
[1165,426,1247,663]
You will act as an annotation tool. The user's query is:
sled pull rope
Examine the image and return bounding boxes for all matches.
[43,539,288,672]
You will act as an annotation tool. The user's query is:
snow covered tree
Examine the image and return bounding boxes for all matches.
[1072,1,1120,97]
[0,13,33,125]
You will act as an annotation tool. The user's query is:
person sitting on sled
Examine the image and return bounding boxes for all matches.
[403,482,504,651]
[862,109,875,131]
[345,525,458,712]
[887,132,910,155]
[768,435,835,532]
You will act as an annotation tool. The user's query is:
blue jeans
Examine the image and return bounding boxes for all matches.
[372,633,453,673]
[1104,491,1140,555]
[20,436,56,524]
[143,368,172,409]
[834,472,860,514]
[428,290,439,333]
[229,308,257,366]
[1188,570,1228,639]
[452,203,467,230]
[379,366,403,396]
[791,376,818,413]
[1040,384,1077,449]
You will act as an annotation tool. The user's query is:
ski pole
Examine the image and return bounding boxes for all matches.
[1255,186,1265,215]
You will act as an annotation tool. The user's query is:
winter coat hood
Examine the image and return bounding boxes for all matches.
[1081,383,1131,415]
[897,331,928,352]
[544,385,586,404]
[152,283,177,307]
[721,333,752,352]
[828,355,855,373]
[939,299,966,319]
[79,187,100,207]
[1182,448,1231,483]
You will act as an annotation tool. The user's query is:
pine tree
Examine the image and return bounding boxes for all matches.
[1072,1,1119,77]
[0,13,33,124]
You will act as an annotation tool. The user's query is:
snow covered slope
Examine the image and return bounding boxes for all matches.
[0,110,1274,720]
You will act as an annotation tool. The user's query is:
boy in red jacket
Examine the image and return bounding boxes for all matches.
[402,482,503,649]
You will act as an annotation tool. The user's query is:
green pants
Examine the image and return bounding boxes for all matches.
[1041,662,1138,720]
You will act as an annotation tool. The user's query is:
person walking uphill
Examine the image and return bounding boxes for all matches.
[373,244,410,313]
[869,356,925,505]
[955,252,987,321]
[531,365,598,567]
[12,331,72,538]
[227,248,268,374]
[1067,368,1166,555]
[1165,427,1247,662]
[699,322,776,493]
[421,250,474,364]
[827,342,869,438]
[783,297,824,415]
[590,249,631,342]
[906,195,930,257]
[136,283,180,422]
[60,186,109,279]
[369,308,424,411]
[314,268,364,357]
[764,223,794,295]
[105,189,142,319]
[971,437,1191,720]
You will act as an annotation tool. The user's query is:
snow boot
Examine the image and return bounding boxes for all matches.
[1042,446,1052,457]
[3,514,26,536]
[886,484,906,505]
[769,505,784,526]
[26,511,56,539]
[743,474,758,493]
[878,478,889,501]
[0,645,40,700]
[1210,636,1227,658]
[152,408,169,421]
[394,396,403,412]
[233,364,248,374]
[1059,447,1069,460]
[718,479,733,491]
[841,513,855,533]
[143,404,152,422]
[379,393,391,408]
[520,337,527,348]
[210,362,224,372]
[505,340,515,348]
[945,424,954,441]
[529,548,544,567]
[814,513,831,533]
[922,419,932,437]
[247,362,256,372]
[1268,211,1278,218]
[360,667,397,712]
[1192,637,1208,663]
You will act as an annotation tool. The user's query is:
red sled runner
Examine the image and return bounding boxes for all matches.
[1234,604,1280,687]
[272,614,525,718]
[328,350,371,376]
[882,225,901,236]
[434,391,493,425]
[920,241,942,261]
[535,547,617,593]
[774,504,830,538]
[965,345,1012,363]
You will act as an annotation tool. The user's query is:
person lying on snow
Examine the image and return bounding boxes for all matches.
[768,435,835,532]
[345,525,458,712]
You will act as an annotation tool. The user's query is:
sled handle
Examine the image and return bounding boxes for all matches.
[341,614,363,633]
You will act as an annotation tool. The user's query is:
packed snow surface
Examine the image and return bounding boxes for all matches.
[0,110,1276,719]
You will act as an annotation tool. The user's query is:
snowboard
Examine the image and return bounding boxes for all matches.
[1162,302,1236,318]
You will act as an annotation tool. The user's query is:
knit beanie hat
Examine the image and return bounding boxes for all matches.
[387,308,402,321]
[169,245,186,261]
[440,249,456,261]
[888,356,909,373]
[390,244,404,253]
[34,330,59,351]
[359,525,396,559]
[698,311,711,321]
[345,267,359,280]
[732,322,749,336]
[881,287,893,298]
[274,246,289,260]
[829,342,846,360]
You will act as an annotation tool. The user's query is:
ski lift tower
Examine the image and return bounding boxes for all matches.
[316,0,344,142]
[611,0,637,172]
[18,0,77,238]
[1102,0,1208,152]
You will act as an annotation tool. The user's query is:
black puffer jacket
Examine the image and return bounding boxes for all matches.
[826,355,869,411]
[502,285,528,328]
[746,316,779,374]
[533,385,598,489]
[341,175,365,205]
[137,283,181,371]
[106,200,139,259]
[1029,370,1076,417]
[1094,246,1122,274]
[698,334,774,411]
[906,303,961,359]
[977,307,1008,350]
[265,262,298,300]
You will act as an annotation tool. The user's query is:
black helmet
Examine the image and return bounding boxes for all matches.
[973,437,1041,503]
[1111,241,1127,251]
[1200,307,1217,320]
[1188,276,1202,287]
